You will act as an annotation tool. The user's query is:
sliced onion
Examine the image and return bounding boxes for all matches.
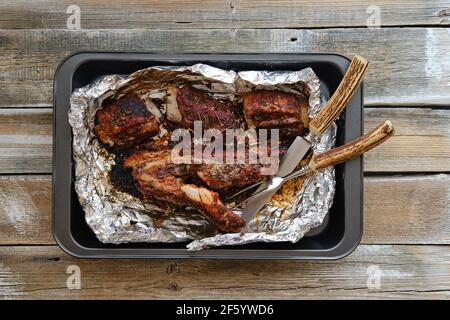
[165,85,182,122]
[142,96,164,122]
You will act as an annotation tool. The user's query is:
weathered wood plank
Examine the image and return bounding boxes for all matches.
[0,0,448,29]
[0,109,52,174]
[0,245,448,299]
[363,174,450,244]
[0,175,53,245]
[1,174,448,245]
[0,107,447,174]
[1,28,449,107]
[364,108,450,172]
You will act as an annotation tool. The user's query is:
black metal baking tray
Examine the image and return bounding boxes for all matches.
[53,52,363,259]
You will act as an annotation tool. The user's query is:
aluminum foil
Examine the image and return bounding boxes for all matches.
[68,63,336,251]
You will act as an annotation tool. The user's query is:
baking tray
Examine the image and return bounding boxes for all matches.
[53,52,363,259]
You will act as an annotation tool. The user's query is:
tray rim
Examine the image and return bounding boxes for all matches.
[52,51,364,260]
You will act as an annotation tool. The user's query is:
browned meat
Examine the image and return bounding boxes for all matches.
[196,142,287,191]
[243,90,308,137]
[124,150,245,233]
[171,85,239,131]
[197,163,267,191]
[124,149,191,179]
[136,132,173,152]
[95,95,160,149]
[101,88,311,234]
[180,184,246,232]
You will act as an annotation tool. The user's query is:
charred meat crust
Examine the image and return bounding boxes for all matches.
[96,88,308,234]
[243,90,306,137]
[95,95,160,149]
[176,85,240,131]
[180,184,245,232]
[124,150,245,233]
[197,164,265,191]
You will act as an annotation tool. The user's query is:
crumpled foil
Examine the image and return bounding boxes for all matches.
[68,63,336,251]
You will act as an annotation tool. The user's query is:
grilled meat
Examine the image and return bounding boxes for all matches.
[136,132,173,152]
[195,142,284,190]
[196,136,291,191]
[197,163,267,191]
[166,85,240,131]
[99,87,310,233]
[124,150,245,233]
[243,90,308,137]
[95,95,160,149]
[180,184,246,232]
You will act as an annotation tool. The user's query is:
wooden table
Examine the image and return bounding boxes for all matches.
[0,0,449,299]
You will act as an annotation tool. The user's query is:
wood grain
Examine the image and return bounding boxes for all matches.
[364,108,450,172]
[363,174,450,244]
[0,107,447,174]
[0,0,448,302]
[0,0,448,30]
[0,175,53,244]
[1,28,449,107]
[0,109,52,174]
[1,174,448,245]
[0,245,448,299]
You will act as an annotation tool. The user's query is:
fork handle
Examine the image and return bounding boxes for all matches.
[309,55,369,135]
[309,120,394,171]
